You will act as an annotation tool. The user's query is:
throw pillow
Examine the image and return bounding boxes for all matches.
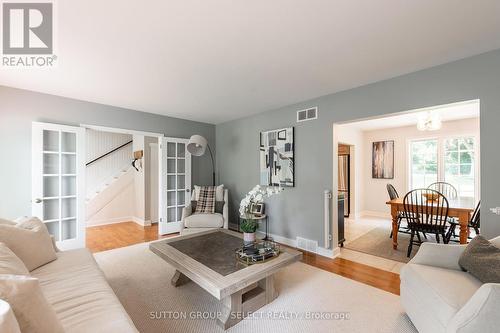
[194,184,224,201]
[459,235,500,283]
[0,243,29,275]
[191,201,224,214]
[195,186,216,214]
[0,217,57,271]
[0,299,21,333]
[0,275,65,333]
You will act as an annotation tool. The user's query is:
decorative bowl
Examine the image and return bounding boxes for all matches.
[422,193,440,201]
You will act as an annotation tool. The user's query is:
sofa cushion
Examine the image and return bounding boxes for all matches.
[0,218,16,226]
[31,248,137,333]
[0,217,57,271]
[184,213,224,228]
[0,299,21,333]
[31,249,137,333]
[459,235,500,283]
[0,275,65,333]
[400,263,482,327]
[0,243,29,275]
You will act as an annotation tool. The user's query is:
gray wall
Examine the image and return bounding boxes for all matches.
[0,86,215,219]
[216,48,500,243]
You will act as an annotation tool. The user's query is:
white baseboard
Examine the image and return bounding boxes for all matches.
[360,210,392,219]
[131,217,151,226]
[86,216,149,227]
[317,246,340,258]
[86,216,135,227]
[256,231,339,259]
[352,211,363,219]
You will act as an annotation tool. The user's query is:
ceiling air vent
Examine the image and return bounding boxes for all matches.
[297,107,318,123]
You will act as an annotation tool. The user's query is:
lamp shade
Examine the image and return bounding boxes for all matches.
[187,135,208,156]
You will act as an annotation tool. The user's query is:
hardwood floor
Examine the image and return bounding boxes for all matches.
[86,222,400,295]
[86,222,177,253]
[300,250,401,295]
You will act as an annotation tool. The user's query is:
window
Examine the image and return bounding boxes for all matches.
[409,136,477,200]
[410,139,438,189]
[444,137,475,198]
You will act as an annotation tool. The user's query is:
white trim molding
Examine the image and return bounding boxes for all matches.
[256,231,340,259]
[360,210,392,219]
[86,216,150,227]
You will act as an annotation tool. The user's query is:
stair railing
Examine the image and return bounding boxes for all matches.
[85,140,133,167]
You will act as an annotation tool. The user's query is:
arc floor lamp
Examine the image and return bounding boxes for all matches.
[187,135,216,185]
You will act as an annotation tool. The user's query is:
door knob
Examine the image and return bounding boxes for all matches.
[34,198,43,203]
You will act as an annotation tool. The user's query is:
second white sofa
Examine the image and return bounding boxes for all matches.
[400,236,500,333]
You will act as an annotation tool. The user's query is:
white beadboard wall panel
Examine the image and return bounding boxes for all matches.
[86,129,132,161]
[86,129,133,198]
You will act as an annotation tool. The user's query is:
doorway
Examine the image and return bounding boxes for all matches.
[33,122,193,250]
[83,126,162,231]
[332,100,481,268]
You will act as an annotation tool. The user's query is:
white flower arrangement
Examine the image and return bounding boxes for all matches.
[239,185,283,217]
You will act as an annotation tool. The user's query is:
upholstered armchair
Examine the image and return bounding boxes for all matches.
[400,236,500,333]
[181,187,228,235]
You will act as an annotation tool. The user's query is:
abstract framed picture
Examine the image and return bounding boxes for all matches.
[372,140,394,179]
[260,127,294,187]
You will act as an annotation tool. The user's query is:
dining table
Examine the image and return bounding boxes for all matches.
[386,196,476,249]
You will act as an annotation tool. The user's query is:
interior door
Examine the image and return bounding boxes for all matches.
[32,122,85,250]
[159,137,191,235]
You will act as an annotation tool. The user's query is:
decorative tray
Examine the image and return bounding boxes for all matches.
[235,240,280,265]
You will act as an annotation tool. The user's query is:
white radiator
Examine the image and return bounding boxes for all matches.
[324,190,332,249]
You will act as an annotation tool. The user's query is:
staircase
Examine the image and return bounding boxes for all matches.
[85,130,134,224]
[86,166,135,222]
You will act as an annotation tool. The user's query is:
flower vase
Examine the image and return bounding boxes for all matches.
[243,232,256,244]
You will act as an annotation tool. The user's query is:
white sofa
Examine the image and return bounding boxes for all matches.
[181,188,228,235]
[32,248,138,333]
[400,236,500,333]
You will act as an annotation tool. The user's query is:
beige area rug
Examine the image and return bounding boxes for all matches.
[345,226,439,263]
[94,242,416,333]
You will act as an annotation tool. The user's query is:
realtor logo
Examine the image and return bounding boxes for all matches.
[2,1,55,67]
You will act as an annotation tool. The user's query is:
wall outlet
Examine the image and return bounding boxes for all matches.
[490,207,500,215]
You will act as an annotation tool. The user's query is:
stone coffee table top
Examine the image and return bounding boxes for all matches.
[149,229,302,300]
[167,231,246,276]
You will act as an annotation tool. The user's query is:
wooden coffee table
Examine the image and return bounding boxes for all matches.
[149,229,302,330]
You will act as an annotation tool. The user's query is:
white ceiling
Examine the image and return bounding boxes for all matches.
[1,1,500,124]
[339,100,480,131]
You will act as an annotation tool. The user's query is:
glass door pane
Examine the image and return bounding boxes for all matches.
[161,138,191,234]
[61,132,76,153]
[43,130,59,151]
[41,130,62,241]
[34,123,84,249]
[410,139,438,189]
[444,137,476,200]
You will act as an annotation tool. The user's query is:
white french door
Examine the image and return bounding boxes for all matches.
[32,122,85,250]
[159,137,192,235]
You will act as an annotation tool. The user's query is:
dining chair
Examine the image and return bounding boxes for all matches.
[428,182,458,199]
[386,184,411,238]
[445,201,480,242]
[403,188,450,257]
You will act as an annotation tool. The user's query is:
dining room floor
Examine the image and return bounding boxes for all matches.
[340,215,406,273]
